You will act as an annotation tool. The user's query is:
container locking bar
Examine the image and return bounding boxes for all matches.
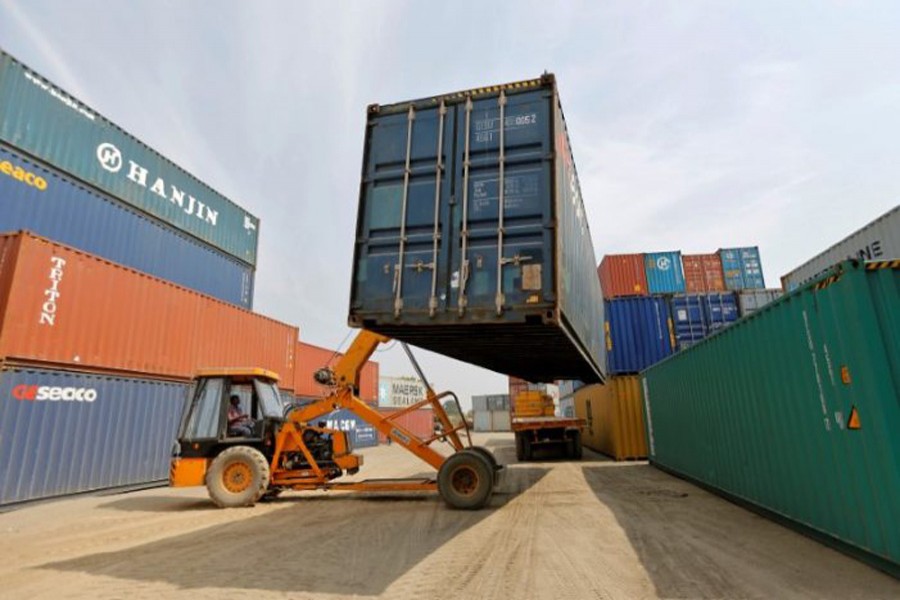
[495,90,508,316]
[457,97,474,316]
[428,101,447,317]
[393,105,416,317]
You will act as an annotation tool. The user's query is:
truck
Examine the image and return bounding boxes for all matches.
[512,390,584,461]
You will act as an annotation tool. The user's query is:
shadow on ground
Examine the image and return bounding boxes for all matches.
[581,464,900,599]
[40,467,550,596]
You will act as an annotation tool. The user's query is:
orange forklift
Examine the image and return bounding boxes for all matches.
[169,330,502,509]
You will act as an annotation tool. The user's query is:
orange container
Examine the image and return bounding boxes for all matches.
[0,232,297,384]
[293,341,379,403]
[682,253,726,293]
[598,254,648,298]
[376,407,434,444]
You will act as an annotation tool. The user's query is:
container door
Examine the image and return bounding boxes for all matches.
[474,410,491,431]
[449,89,554,318]
[354,104,456,317]
[491,410,512,431]
[671,295,707,349]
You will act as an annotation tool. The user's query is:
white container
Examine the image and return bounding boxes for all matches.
[781,205,899,291]
[738,289,783,317]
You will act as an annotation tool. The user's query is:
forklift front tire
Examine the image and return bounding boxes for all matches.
[206,446,270,508]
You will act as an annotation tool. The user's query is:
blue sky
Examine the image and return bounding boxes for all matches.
[2,1,898,407]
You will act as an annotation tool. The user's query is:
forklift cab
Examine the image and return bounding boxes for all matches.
[176,368,284,458]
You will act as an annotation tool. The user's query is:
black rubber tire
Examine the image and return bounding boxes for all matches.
[522,435,533,461]
[206,446,270,508]
[466,446,499,470]
[259,488,283,503]
[571,430,583,460]
[515,433,525,462]
[438,451,494,510]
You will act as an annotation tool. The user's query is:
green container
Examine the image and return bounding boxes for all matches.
[0,49,259,266]
[642,259,900,577]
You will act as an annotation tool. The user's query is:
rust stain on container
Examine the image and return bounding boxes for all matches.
[292,341,378,403]
[682,253,726,293]
[0,232,297,385]
[574,376,647,460]
[598,254,648,299]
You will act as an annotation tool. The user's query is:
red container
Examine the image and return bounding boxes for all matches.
[376,407,434,444]
[0,232,297,384]
[682,254,726,293]
[293,341,378,404]
[598,254,648,298]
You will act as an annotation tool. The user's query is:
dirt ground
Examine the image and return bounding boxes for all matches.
[1,432,897,600]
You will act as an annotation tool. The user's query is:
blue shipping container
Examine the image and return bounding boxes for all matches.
[719,246,765,290]
[605,297,674,374]
[350,75,605,383]
[702,292,739,332]
[670,295,707,349]
[0,145,254,308]
[644,251,685,294]
[321,409,379,448]
[0,367,187,506]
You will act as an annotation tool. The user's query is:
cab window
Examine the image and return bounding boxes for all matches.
[183,377,224,439]
[255,380,284,418]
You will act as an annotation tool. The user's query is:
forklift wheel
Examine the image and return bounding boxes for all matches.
[206,446,270,508]
[438,451,494,510]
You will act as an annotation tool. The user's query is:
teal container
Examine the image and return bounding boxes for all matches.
[644,251,685,294]
[0,50,259,266]
[642,260,900,577]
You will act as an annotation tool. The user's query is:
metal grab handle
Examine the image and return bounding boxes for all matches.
[393,105,416,317]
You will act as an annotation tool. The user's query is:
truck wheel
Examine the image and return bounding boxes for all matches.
[566,430,583,460]
[438,451,494,510]
[515,434,525,461]
[522,435,533,461]
[465,446,499,470]
[206,446,270,508]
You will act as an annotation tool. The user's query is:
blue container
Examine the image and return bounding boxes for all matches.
[605,297,674,374]
[644,251,685,294]
[0,366,187,506]
[0,145,254,308]
[350,75,605,383]
[670,295,707,349]
[321,409,379,448]
[702,292,739,332]
[719,246,765,290]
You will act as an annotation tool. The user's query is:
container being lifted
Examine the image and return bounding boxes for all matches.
[348,74,606,384]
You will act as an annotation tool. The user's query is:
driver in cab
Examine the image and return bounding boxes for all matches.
[227,394,254,437]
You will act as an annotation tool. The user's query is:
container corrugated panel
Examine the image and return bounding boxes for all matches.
[598,254,648,298]
[321,409,379,448]
[642,260,900,576]
[781,205,899,291]
[349,74,605,383]
[491,410,512,431]
[605,297,674,374]
[644,251,685,294]
[0,144,254,308]
[738,289,784,317]
[719,246,765,290]
[0,232,297,384]
[573,376,647,460]
[682,253,725,293]
[376,407,434,443]
[292,342,378,403]
[669,295,707,349]
[473,410,491,431]
[0,50,259,265]
[0,365,186,505]
[556,379,584,398]
[702,292,739,332]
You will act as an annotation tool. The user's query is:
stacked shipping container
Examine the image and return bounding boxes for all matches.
[601,248,770,374]
[573,376,647,461]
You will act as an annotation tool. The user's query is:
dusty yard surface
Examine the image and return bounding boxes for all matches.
[1,432,896,599]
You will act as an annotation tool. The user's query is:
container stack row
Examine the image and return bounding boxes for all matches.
[472,394,512,432]
[0,50,383,505]
[599,248,782,375]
